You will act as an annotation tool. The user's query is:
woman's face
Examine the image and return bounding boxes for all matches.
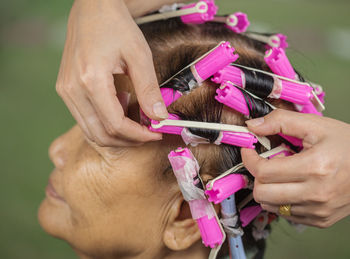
[38,125,176,258]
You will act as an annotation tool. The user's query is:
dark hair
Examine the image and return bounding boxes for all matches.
[140,19,293,258]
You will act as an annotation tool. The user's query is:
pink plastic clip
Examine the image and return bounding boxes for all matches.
[160,87,182,107]
[205,174,247,204]
[150,113,258,148]
[180,0,218,24]
[240,205,262,227]
[194,41,238,82]
[168,148,224,248]
[266,34,288,50]
[225,12,250,34]
[265,48,297,80]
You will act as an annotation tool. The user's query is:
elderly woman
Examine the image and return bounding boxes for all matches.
[39,15,328,259]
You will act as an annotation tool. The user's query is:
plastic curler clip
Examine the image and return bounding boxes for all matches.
[205,173,248,204]
[240,205,263,227]
[168,147,225,249]
[212,12,250,34]
[194,41,239,82]
[180,0,218,24]
[244,32,288,50]
[135,0,218,25]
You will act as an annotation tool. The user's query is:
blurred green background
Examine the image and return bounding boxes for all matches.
[1,0,350,258]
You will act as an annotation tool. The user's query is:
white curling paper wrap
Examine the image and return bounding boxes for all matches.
[269,77,283,99]
[181,128,210,146]
[220,216,243,237]
[169,155,215,220]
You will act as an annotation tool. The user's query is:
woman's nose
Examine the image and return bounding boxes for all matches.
[48,136,67,169]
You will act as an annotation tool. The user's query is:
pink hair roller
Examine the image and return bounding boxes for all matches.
[266,33,288,50]
[205,174,247,204]
[194,41,239,82]
[180,0,218,24]
[168,148,224,248]
[215,82,249,116]
[225,12,250,34]
[280,80,314,105]
[240,205,263,227]
[265,47,297,80]
[220,131,258,149]
[211,65,244,86]
[160,87,182,107]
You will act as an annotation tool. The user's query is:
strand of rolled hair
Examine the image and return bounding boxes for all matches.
[215,81,303,147]
[212,47,324,115]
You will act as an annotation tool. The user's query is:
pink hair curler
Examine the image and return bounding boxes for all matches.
[168,147,224,248]
[135,0,217,25]
[240,205,263,227]
[160,87,183,107]
[180,0,218,24]
[212,12,250,34]
[266,33,288,50]
[215,82,250,116]
[225,12,250,33]
[194,41,238,82]
[219,131,258,149]
[265,48,297,80]
[211,65,244,86]
[205,174,248,204]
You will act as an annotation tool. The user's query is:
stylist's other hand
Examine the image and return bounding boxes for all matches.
[241,109,350,228]
[56,0,167,147]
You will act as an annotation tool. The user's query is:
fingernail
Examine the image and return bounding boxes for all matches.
[246,117,264,127]
[153,102,168,119]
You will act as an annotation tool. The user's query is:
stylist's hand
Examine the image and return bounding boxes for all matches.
[56,0,167,146]
[242,109,350,228]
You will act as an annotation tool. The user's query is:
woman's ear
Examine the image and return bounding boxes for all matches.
[163,194,201,251]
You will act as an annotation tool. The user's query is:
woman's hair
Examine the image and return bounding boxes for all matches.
[139,19,294,258]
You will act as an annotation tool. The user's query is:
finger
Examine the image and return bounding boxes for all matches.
[68,88,144,147]
[253,181,307,205]
[123,39,168,120]
[59,92,93,140]
[261,203,328,218]
[241,148,311,183]
[245,109,325,146]
[83,71,163,142]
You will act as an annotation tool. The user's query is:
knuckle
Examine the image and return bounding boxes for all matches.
[309,189,329,203]
[105,123,122,137]
[316,219,332,229]
[253,185,263,203]
[94,136,110,147]
[314,208,331,219]
[79,68,105,93]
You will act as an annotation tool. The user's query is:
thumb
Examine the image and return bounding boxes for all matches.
[245,109,324,141]
[124,39,168,121]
